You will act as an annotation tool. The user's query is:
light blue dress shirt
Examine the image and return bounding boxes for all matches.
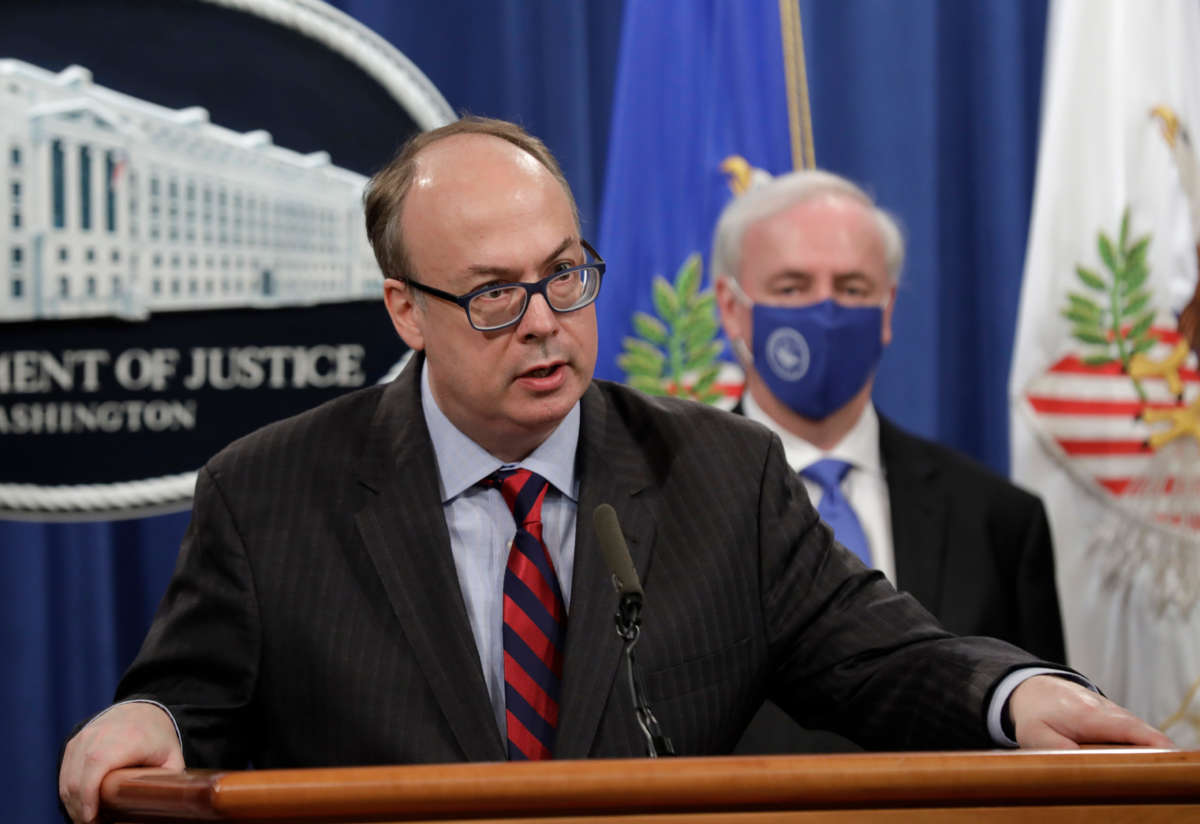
[420,363,580,737]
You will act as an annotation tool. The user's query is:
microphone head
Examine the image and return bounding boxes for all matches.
[593,503,643,597]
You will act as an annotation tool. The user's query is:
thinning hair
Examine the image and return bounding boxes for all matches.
[364,116,579,283]
[710,169,905,286]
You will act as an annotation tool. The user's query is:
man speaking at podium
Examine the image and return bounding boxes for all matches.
[60,117,1170,824]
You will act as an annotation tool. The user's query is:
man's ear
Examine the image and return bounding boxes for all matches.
[881,284,897,347]
[383,278,426,351]
[715,276,747,345]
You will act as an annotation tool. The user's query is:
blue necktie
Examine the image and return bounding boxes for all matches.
[802,458,872,566]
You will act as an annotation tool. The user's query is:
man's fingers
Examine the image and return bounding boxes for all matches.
[61,729,132,822]
[76,745,122,822]
[1017,723,1080,750]
[1035,687,1175,747]
[1053,702,1175,748]
[1133,726,1176,748]
[163,747,186,770]
[58,702,183,823]
[60,729,106,823]
[1011,675,1178,749]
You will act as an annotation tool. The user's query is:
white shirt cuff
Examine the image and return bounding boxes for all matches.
[987,667,1097,746]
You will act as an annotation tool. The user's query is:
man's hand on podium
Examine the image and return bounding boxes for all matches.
[59,701,183,824]
[1010,675,1176,749]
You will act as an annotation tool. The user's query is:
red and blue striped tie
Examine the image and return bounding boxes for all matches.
[482,468,566,760]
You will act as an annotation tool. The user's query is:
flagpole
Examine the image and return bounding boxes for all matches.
[779,0,815,170]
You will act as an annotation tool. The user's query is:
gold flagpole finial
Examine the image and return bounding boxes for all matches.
[1150,105,1181,148]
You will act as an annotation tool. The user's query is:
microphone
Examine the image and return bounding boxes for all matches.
[594,503,643,637]
[593,504,675,758]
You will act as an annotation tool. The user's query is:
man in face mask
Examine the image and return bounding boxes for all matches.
[713,169,1066,753]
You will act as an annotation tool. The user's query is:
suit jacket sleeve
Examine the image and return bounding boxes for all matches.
[750,431,1046,749]
[109,371,504,769]
[115,463,260,768]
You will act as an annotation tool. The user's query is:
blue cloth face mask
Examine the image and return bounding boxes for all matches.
[749,299,884,420]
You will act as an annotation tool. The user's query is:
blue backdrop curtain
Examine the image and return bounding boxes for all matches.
[800,0,1047,471]
[596,0,1046,472]
[4,3,1046,822]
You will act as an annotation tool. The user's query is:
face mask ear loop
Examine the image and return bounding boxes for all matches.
[720,276,755,366]
[723,275,753,308]
[731,337,754,366]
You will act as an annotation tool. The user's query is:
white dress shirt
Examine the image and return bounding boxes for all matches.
[741,392,896,584]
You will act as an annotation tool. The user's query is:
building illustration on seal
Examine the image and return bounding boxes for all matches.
[1,59,379,321]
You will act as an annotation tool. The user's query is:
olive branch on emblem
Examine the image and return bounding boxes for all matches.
[617,253,725,404]
[1062,208,1155,401]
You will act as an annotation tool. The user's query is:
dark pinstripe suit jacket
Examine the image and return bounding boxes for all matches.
[735,409,1065,754]
[117,356,1045,767]
[880,417,1064,661]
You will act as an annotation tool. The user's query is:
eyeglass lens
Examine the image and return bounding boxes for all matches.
[468,268,599,329]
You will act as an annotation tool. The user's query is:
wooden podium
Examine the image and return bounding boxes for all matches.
[99,749,1200,823]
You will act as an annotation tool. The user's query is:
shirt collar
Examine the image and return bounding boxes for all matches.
[741,391,883,475]
[420,359,581,503]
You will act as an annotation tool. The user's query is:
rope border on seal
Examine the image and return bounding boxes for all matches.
[0,473,198,522]
[202,0,455,130]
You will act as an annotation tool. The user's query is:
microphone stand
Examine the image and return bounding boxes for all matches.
[614,591,676,758]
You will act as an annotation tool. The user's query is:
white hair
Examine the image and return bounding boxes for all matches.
[710,169,905,286]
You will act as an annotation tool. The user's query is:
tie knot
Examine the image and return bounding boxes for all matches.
[480,468,550,527]
[801,458,853,491]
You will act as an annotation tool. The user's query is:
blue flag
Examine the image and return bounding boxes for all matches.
[595,0,804,384]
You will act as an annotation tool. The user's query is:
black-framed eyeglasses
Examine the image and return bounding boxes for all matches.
[403,240,605,332]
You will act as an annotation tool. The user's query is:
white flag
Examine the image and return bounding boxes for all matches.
[1011,0,1200,746]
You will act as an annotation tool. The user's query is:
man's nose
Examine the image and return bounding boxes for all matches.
[517,292,558,336]
[810,281,835,303]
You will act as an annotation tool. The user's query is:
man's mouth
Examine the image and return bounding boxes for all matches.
[523,363,561,379]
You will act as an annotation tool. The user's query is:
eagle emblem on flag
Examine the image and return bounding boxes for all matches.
[1021,106,1200,612]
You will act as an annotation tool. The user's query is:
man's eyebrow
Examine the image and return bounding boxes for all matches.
[465,237,576,278]
[767,269,813,282]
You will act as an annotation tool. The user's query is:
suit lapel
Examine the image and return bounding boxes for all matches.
[353,356,505,762]
[880,416,949,615]
[555,384,657,758]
